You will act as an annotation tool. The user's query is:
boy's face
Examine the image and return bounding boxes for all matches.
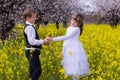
[28,13,36,24]
[71,18,79,27]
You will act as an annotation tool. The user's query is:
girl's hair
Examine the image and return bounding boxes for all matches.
[72,13,84,35]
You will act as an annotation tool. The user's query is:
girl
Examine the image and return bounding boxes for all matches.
[51,13,91,80]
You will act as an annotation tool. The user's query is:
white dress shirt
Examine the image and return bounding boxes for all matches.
[24,21,43,46]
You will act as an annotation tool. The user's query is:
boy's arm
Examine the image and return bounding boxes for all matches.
[25,25,49,45]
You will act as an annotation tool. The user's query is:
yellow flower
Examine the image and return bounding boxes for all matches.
[59,69,64,74]
[0,24,120,79]
[96,76,103,80]
[68,50,72,55]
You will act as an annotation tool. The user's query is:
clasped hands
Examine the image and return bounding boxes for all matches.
[43,37,53,45]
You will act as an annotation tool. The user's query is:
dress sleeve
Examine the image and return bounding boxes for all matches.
[53,27,80,42]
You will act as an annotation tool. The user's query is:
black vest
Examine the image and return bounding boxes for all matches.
[24,24,42,49]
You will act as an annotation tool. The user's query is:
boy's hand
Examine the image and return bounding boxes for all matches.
[47,37,53,41]
[43,37,53,44]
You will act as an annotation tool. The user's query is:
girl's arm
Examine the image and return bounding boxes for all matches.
[52,27,80,42]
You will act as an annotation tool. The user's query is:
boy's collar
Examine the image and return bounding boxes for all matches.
[26,21,34,26]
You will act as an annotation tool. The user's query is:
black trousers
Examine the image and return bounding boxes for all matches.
[25,50,42,80]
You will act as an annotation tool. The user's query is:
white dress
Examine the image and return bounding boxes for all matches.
[53,26,90,76]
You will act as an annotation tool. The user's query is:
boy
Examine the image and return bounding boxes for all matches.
[23,8,50,80]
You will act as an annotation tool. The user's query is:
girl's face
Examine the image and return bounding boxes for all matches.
[71,18,79,27]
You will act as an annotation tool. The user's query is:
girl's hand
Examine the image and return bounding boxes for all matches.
[48,37,53,42]
[46,37,53,42]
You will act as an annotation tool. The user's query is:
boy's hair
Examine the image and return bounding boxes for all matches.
[23,8,36,20]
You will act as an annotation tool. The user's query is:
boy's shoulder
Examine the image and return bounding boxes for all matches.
[24,24,34,31]
[67,26,72,29]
